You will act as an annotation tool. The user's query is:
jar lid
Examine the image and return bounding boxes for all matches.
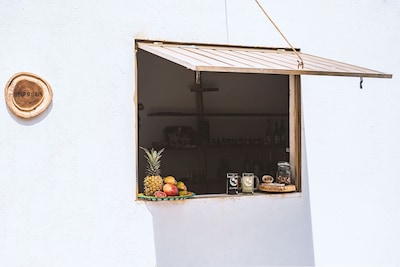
[277,161,290,167]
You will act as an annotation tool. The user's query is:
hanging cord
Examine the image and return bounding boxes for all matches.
[224,0,230,43]
[255,0,304,69]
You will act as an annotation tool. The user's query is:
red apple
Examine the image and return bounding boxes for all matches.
[163,183,179,196]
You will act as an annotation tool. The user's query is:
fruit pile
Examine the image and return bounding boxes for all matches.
[140,146,192,199]
[154,176,192,198]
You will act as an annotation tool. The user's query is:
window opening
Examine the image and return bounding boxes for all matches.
[136,48,300,195]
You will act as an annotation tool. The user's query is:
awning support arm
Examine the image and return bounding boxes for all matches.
[255,0,304,69]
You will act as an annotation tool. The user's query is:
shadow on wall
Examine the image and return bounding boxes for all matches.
[144,143,314,267]
[6,102,53,126]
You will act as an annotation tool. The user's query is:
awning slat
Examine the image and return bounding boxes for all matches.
[212,49,293,70]
[167,47,233,67]
[137,41,392,78]
[139,44,200,70]
[182,48,258,68]
[251,51,314,70]
[300,53,383,74]
[222,49,297,70]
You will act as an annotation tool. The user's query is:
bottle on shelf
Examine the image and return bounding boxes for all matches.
[217,158,230,178]
[242,153,251,173]
[279,119,287,146]
[221,138,227,147]
[264,119,272,146]
[253,153,264,179]
[273,121,280,145]
[266,150,274,176]
[210,138,216,147]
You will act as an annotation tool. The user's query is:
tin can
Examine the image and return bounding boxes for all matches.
[226,173,239,194]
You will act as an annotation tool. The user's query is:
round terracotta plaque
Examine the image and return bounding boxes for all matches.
[4,72,53,118]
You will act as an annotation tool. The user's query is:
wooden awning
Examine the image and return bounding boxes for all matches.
[137,40,392,79]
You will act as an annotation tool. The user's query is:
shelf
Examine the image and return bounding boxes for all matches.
[148,112,288,117]
[152,140,287,150]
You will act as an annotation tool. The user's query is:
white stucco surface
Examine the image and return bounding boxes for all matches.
[0,1,399,266]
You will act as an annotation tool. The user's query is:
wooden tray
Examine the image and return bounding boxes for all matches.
[258,183,296,193]
[138,192,195,201]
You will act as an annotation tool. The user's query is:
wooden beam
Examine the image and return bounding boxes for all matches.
[289,75,302,192]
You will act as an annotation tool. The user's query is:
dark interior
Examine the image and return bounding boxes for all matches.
[137,49,289,194]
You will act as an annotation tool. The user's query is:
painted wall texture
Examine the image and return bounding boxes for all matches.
[0,1,399,266]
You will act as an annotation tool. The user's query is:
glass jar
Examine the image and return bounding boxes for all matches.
[276,161,291,185]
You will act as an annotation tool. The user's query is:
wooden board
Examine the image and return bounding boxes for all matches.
[258,183,296,193]
[4,72,53,119]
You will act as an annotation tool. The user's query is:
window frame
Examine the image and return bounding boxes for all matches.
[135,64,302,196]
[289,75,302,192]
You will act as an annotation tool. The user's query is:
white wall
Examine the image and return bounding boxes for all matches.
[0,1,399,267]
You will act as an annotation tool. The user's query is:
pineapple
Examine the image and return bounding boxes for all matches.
[140,146,165,196]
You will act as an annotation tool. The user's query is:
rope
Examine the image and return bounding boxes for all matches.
[255,0,304,69]
[224,0,230,43]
